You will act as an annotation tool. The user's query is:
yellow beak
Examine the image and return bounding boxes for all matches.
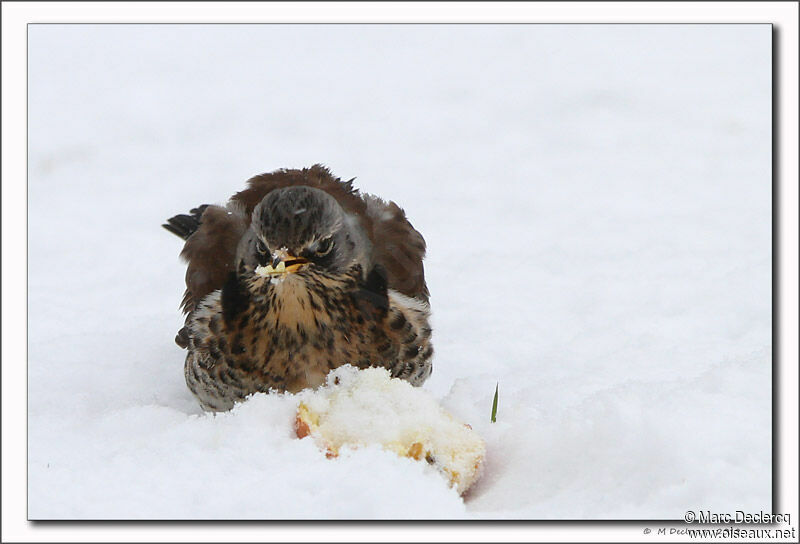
[255,252,309,277]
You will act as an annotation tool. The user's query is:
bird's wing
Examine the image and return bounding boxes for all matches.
[362,194,429,301]
[177,204,248,313]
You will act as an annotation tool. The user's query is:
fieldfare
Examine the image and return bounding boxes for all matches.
[163,165,432,411]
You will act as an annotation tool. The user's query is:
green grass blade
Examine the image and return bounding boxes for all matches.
[491,382,499,423]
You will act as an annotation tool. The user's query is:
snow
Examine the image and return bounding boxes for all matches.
[27,24,771,519]
[297,365,486,496]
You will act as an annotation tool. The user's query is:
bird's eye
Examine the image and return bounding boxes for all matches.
[315,237,333,256]
[256,239,268,254]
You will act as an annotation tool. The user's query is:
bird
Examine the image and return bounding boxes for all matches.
[163,164,433,411]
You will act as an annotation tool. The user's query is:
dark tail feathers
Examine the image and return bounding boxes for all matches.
[162,205,209,241]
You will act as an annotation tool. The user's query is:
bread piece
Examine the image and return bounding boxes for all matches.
[295,366,485,495]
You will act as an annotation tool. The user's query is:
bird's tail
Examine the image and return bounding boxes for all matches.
[162,205,209,240]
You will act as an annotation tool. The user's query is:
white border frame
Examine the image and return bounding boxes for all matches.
[3,2,797,542]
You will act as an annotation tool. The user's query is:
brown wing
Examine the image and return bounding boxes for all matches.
[177,204,247,314]
[363,195,429,301]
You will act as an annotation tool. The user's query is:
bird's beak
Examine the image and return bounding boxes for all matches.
[279,253,309,274]
[256,250,309,277]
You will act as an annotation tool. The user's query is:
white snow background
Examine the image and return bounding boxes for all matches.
[27,24,772,519]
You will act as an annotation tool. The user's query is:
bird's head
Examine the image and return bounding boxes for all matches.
[237,186,371,282]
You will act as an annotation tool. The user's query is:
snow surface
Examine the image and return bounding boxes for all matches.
[297,365,486,496]
[27,24,772,519]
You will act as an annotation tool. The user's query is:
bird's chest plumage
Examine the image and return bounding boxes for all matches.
[188,270,393,395]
